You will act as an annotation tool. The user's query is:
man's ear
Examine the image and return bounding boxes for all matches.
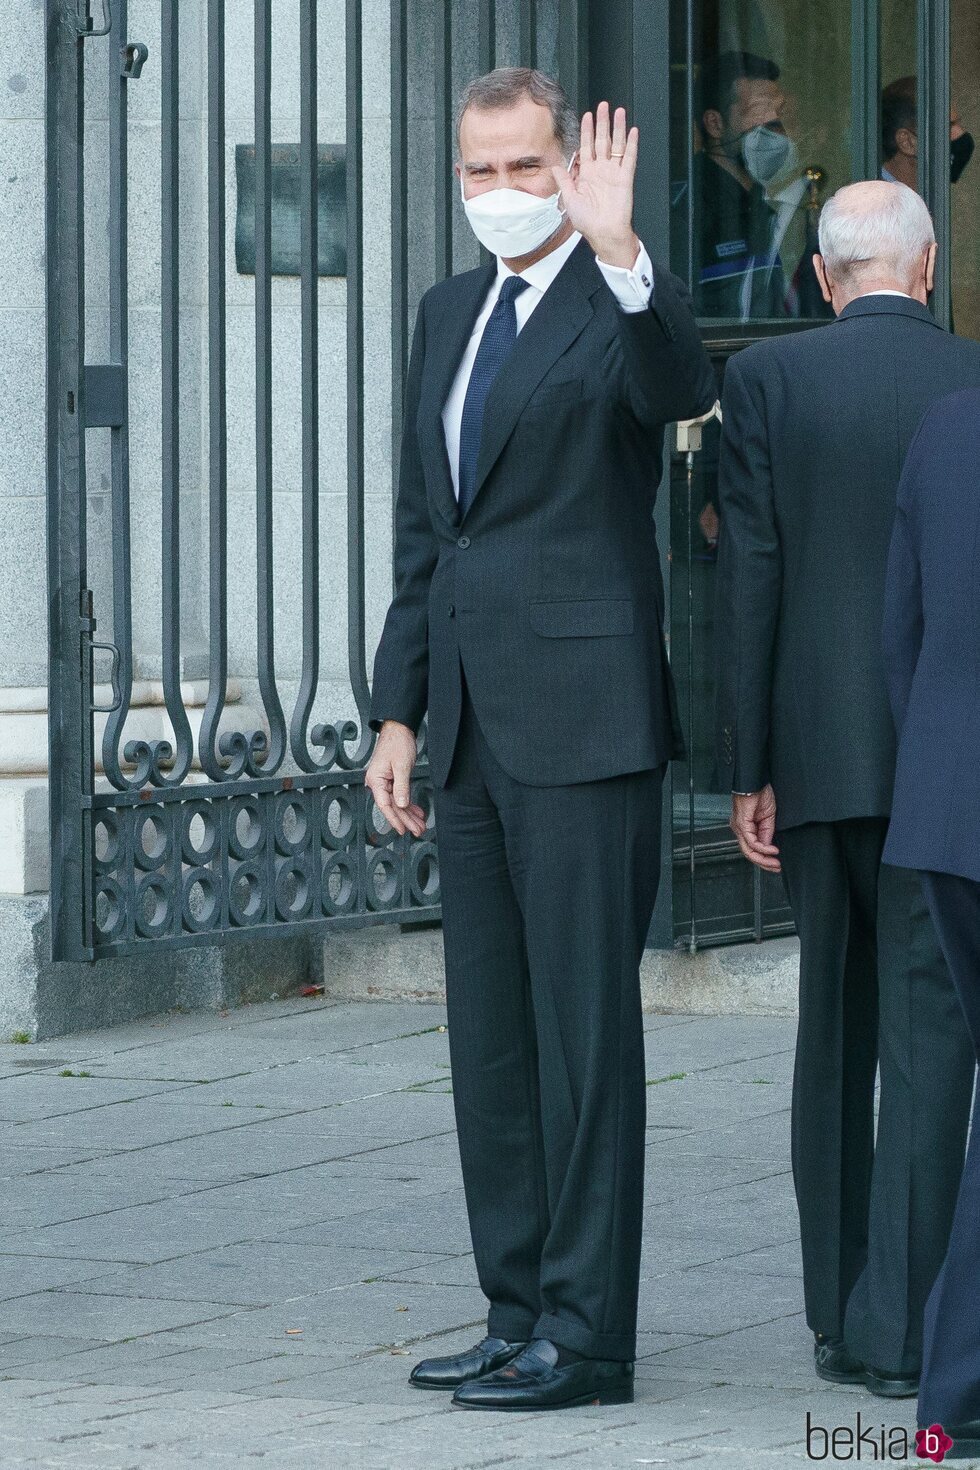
[895,125,918,159]
[925,240,938,295]
[701,108,725,144]
[813,254,833,305]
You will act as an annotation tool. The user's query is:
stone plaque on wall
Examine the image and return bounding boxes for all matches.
[235,144,347,277]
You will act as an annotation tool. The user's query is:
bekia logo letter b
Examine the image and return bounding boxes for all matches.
[916,1424,954,1463]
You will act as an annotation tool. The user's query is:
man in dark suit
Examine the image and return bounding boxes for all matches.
[882,390,980,1457]
[365,68,714,1411]
[714,180,980,1399]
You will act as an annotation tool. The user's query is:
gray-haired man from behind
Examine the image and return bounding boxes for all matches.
[714,181,980,1397]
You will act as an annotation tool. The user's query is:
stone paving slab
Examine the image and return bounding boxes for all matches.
[0,996,968,1468]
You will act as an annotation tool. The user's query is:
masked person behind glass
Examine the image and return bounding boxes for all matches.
[674,51,797,320]
[882,76,974,191]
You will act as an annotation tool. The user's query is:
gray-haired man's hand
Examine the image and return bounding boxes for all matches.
[730,787,781,874]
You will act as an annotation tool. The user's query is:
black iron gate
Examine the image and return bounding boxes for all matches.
[46,0,586,963]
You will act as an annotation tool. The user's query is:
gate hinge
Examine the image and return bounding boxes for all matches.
[83,364,127,429]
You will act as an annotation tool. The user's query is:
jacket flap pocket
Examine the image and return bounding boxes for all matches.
[529,598,634,638]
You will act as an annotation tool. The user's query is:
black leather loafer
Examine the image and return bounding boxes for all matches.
[409,1335,528,1390]
[814,1333,865,1385]
[865,1365,920,1398]
[451,1338,634,1410]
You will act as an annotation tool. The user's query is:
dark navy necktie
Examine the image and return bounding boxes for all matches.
[457,274,530,518]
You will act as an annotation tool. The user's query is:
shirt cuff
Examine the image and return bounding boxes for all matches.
[594,241,654,313]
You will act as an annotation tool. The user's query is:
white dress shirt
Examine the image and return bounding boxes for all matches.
[441,232,655,499]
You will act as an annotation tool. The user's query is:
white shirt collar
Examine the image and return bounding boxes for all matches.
[861,289,914,299]
[496,230,582,294]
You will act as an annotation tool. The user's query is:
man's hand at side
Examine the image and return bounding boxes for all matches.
[730,787,781,873]
[364,721,427,839]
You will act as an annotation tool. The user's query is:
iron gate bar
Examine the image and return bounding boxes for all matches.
[918,0,951,330]
[254,0,287,773]
[160,0,194,786]
[434,0,453,281]
[345,0,373,765]
[47,2,92,960]
[390,0,408,542]
[479,0,496,73]
[851,0,881,181]
[519,0,538,68]
[290,0,322,770]
[103,0,136,790]
[199,0,231,781]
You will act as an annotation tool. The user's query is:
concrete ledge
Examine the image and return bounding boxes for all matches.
[0,895,314,1041]
[319,924,801,1018]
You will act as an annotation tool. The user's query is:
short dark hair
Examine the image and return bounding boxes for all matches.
[697,51,780,121]
[882,76,917,161]
[455,68,579,159]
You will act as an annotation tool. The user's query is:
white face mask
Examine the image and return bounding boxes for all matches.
[460,156,576,258]
[741,125,799,186]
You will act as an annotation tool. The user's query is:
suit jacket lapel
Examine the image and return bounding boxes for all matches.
[465,240,597,520]
[418,258,496,527]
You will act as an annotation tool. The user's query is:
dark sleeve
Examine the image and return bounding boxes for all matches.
[713,354,782,795]
[610,262,716,426]
[368,298,436,735]
[882,427,928,736]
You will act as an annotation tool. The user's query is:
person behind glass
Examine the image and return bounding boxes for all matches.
[881,76,974,191]
[882,387,980,1460]
[675,50,795,321]
[364,69,715,1411]
[714,181,980,1401]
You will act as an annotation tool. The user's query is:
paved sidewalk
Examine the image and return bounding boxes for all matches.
[0,994,944,1468]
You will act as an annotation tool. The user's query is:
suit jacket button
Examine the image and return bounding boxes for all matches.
[448,604,456,618]
[457,535,470,549]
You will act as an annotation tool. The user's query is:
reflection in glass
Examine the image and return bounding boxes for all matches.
[670,0,853,326]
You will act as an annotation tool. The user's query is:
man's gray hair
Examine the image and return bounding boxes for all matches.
[454,67,579,157]
[818,180,936,287]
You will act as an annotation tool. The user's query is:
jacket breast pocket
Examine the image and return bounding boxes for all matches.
[521,377,584,418]
[529,597,634,638]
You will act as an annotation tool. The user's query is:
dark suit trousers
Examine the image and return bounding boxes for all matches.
[433,682,664,1361]
[778,819,973,1372]
[917,871,980,1428]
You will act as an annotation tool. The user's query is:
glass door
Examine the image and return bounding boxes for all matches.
[662,0,924,948]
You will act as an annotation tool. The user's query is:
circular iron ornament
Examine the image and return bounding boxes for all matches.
[94,876,126,941]
[410,843,440,905]
[366,849,401,911]
[273,794,310,856]
[228,795,265,860]
[93,810,121,872]
[134,874,173,939]
[364,787,398,845]
[228,861,265,926]
[320,789,355,851]
[411,781,435,830]
[321,851,356,915]
[133,807,171,872]
[275,860,314,920]
[181,868,221,934]
[180,800,220,866]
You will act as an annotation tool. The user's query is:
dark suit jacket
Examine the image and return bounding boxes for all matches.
[883,389,980,881]
[714,295,980,831]
[369,237,716,787]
